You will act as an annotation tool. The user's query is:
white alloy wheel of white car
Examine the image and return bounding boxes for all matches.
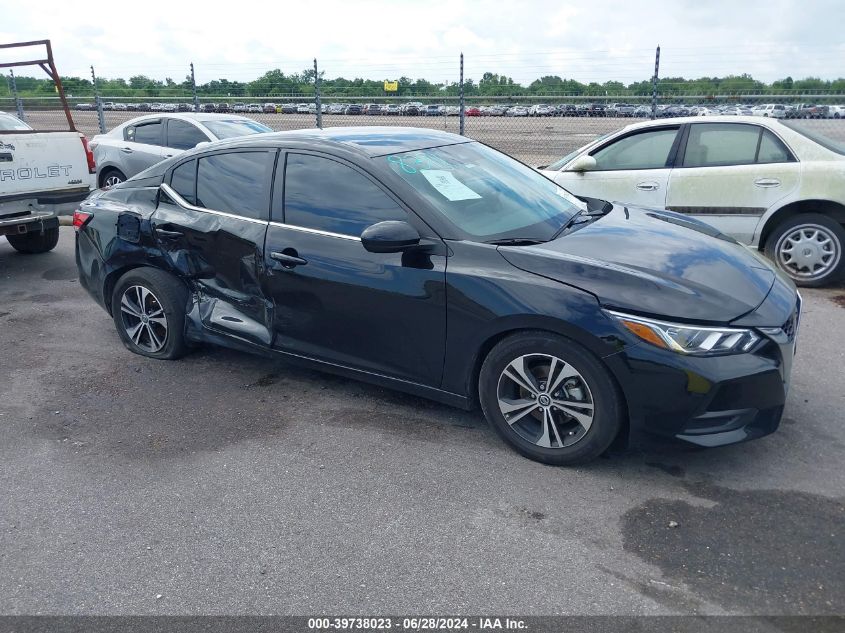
[540,115,845,286]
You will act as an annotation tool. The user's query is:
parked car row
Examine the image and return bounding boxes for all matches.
[75,101,845,119]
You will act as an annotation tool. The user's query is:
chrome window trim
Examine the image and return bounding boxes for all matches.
[267,221,361,242]
[159,182,268,225]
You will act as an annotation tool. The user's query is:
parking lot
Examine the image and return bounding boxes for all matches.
[1,228,843,615]
[23,109,845,168]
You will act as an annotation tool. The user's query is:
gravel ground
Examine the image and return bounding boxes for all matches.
[0,228,843,615]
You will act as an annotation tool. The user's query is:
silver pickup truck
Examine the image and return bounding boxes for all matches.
[0,111,95,253]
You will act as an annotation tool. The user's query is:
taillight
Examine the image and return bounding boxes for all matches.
[80,135,96,174]
[72,210,92,230]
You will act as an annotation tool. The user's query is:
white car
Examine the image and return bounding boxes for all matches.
[695,106,719,116]
[829,105,845,119]
[752,103,787,119]
[541,115,845,286]
[0,111,95,253]
[91,113,272,188]
[529,104,553,117]
[506,106,529,117]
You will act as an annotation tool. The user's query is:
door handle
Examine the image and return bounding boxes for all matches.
[636,181,659,191]
[155,228,183,239]
[754,178,781,188]
[121,147,133,154]
[270,251,307,268]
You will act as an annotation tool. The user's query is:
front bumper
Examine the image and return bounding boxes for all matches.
[606,295,800,448]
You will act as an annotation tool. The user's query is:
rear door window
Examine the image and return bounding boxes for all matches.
[757,130,791,163]
[130,120,163,146]
[170,159,197,205]
[195,151,272,220]
[683,123,793,167]
[167,119,209,150]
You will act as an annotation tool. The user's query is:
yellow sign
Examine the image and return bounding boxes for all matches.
[384,81,399,92]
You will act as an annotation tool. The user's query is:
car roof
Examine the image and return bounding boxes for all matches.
[619,114,783,132]
[186,126,470,158]
[121,112,256,125]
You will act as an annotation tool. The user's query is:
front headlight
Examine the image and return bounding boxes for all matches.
[607,310,760,356]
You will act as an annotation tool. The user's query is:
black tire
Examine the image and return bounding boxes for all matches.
[479,331,624,466]
[764,213,845,287]
[100,168,126,188]
[6,226,60,254]
[110,267,189,360]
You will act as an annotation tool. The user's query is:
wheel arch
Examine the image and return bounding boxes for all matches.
[758,199,845,249]
[102,264,189,316]
[97,165,126,188]
[102,265,147,315]
[465,323,631,449]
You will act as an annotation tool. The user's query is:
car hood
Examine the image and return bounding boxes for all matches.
[498,205,776,323]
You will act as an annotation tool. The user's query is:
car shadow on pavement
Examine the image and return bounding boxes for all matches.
[31,343,493,463]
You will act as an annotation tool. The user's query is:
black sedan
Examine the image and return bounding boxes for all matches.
[74,127,800,465]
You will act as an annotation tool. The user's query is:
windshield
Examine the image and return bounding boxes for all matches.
[0,112,32,131]
[781,120,845,156]
[203,119,272,139]
[384,142,584,241]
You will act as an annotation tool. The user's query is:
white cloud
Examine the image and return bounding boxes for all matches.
[1,0,843,85]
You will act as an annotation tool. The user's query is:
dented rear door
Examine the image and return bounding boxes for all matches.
[152,150,275,346]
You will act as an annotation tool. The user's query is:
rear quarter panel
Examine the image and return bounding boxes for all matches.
[76,186,171,312]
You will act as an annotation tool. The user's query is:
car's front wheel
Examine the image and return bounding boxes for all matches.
[764,214,845,286]
[479,331,623,466]
[111,267,189,359]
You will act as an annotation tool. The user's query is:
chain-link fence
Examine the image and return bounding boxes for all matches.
[4,52,845,168]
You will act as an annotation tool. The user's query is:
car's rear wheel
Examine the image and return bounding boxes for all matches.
[101,169,126,188]
[111,268,189,360]
[764,214,845,286]
[479,332,623,466]
[6,226,60,253]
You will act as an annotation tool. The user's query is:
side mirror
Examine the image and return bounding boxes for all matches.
[568,154,597,172]
[361,220,420,253]
[195,141,211,149]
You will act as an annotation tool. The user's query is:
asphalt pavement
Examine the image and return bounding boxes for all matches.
[0,228,843,615]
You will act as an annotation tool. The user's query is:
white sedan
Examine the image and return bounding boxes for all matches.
[541,115,845,286]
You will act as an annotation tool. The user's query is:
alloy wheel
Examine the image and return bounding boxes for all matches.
[775,223,841,282]
[496,353,594,449]
[104,174,123,187]
[119,285,168,353]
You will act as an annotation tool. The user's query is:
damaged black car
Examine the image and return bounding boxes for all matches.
[75,127,800,465]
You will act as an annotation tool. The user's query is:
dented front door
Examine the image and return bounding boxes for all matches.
[152,151,274,346]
